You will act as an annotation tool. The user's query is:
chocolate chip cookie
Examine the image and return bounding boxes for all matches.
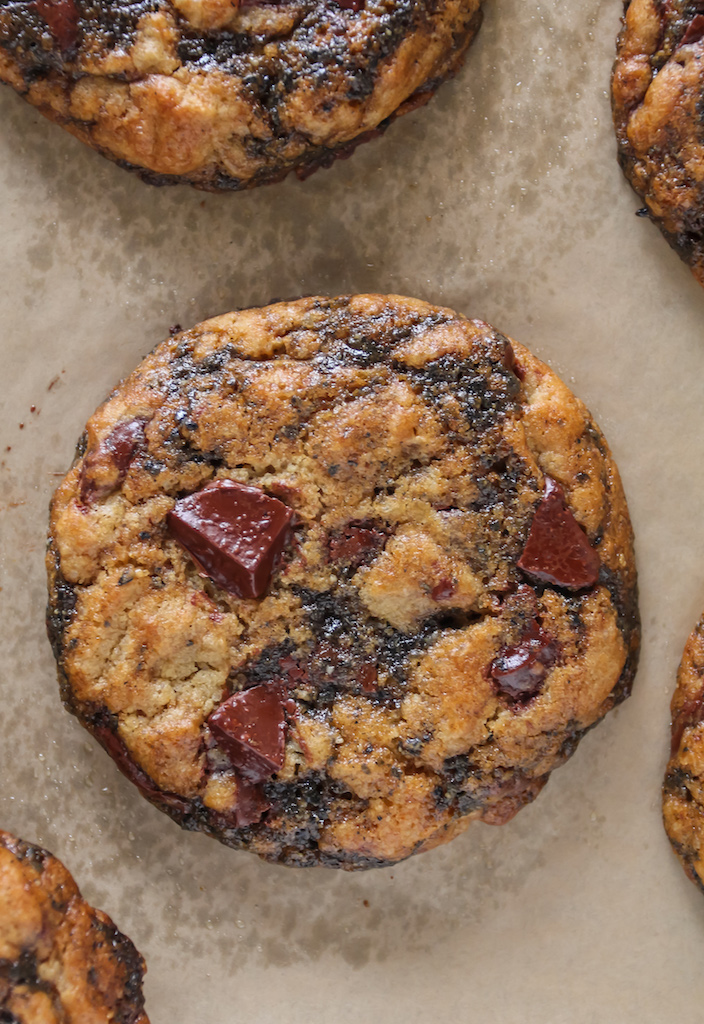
[0,829,148,1023]
[0,0,482,190]
[612,0,704,284]
[663,614,704,891]
[47,295,640,869]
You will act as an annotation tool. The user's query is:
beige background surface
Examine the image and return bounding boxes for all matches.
[1,0,704,1020]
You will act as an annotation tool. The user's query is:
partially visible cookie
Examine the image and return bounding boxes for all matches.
[47,295,640,869]
[663,615,704,891]
[0,0,483,190]
[612,0,704,284]
[0,830,148,1023]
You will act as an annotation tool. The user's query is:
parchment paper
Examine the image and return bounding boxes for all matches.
[2,1,704,1020]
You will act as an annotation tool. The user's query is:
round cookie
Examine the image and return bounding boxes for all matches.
[0,830,148,1023]
[0,0,483,190]
[612,0,704,285]
[663,615,704,891]
[47,295,640,870]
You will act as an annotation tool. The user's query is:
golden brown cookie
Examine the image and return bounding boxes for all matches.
[0,830,148,1023]
[47,295,640,869]
[663,615,704,891]
[612,0,704,284]
[0,0,482,190]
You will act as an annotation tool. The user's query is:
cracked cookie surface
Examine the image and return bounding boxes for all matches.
[612,0,704,284]
[663,615,704,891]
[47,294,640,869]
[0,0,482,189]
[0,830,148,1023]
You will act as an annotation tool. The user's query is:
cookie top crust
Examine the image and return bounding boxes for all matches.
[612,0,704,284]
[0,830,148,1023]
[663,615,704,891]
[0,0,482,189]
[47,295,640,869]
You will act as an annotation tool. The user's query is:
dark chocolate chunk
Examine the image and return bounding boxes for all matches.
[79,418,147,504]
[670,685,704,756]
[231,777,271,828]
[208,684,287,783]
[33,0,79,51]
[517,477,600,590]
[358,661,378,692]
[102,420,146,473]
[490,619,559,701]
[682,14,704,45]
[278,652,311,687]
[90,715,190,815]
[501,340,524,381]
[327,522,386,568]
[167,480,293,599]
[431,579,456,601]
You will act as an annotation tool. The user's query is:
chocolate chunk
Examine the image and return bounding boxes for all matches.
[278,653,311,687]
[102,420,146,473]
[327,522,386,567]
[502,341,525,381]
[79,418,147,504]
[358,661,378,692]
[34,0,79,51]
[208,685,287,784]
[168,480,293,599]
[231,777,271,828]
[683,14,704,45]
[517,477,600,589]
[479,774,548,825]
[490,620,559,701]
[91,715,190,815]
[670,685,704,756]
[431,579,456,601]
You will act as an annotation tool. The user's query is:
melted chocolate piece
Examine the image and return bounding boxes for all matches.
[358,661,378,692]
[101,420,146,473]
[295,128,385,181]
[208,684,287,783]
[431,579,456,601]
[231,777,271,828]
[278,653,312,687]
[79,418,147,504]
[327,523,386,568]
[33,0,78,51]
[168,480,293,599]
[490,619,559,701]
[671,684,704,756]
[337,0,364,9]
[517,477,600,590]
[682,14,704,45]
[501,341,524,381]
[279,647,379,695]
[90,717,191,815]
[480,774,548,824]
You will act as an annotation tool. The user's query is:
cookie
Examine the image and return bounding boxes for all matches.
[47,295,640,869]
[0,830,148,1023]
[0,0,483,191]
[662,615,704,891]
[612,0,704,285]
